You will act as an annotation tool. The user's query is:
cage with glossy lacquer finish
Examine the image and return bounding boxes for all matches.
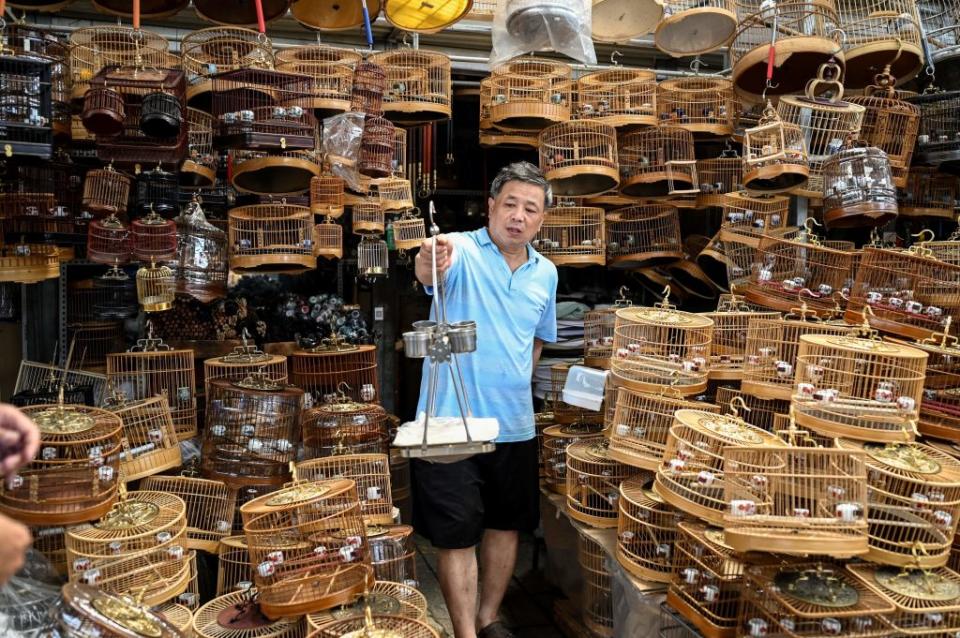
[131,212,178,262]
[350,60,387,117]
[87,215,132,266]
[847,562,960,636]
[191,588,305,638]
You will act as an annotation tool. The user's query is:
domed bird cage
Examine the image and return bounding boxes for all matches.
[898,167,958,219]
[0,399,122,525]
[133,166,180,219]
[357,236,389,278]
[577,531,615,638]
[216,535,252,594]
[228,202,316,274]
[702,299,780,381]
[741,102,810,193]
[87,215,132,266]
[654,0,736,57]
[352,199,385,236]
[836,439,960,567]
[584,288,633,368]
[605,204,683,268]
[575,68,657,129]
[720,191,788,234]
[82,167,131,217]
[543,423,603,494]
[565,439,646,528]
[290,342,379,405]
[239,477,373,618]
[657,77,736,137]
[201,375,304,488]
[908,89,960,174]
[314,218,344,260]
[532,203,605,266]
[172,195,229,303]
[616,478,685,583]
[102,393,181,481]
[696,153,743,208]
[383,0,470,32]
[276,45,362,120]
[204,339,288,395]
[59,582,187,638]
[68,26,169,102]
[654,408,785,524]
[368,49,452,125]
[191,588,305,638]
[837,0,923,88]
[350,60,387,117]
[618,126,698,197]
[488,57,573,132]
[131,211,178,263]
[730,0,844,101]
[179,27,275,111]
[610,294,715,395]
[373,177,413,212]
[538,121,619,197]
[821,145,898,229]
[136,260,176,313]
[847,562,960,636]
[311,175,346,218]
[296,454,394,526]
[182,107,217,188]
[307,580,427,631]
[140,474,238,553]
[301,399,389,459]
[359,117,396,179]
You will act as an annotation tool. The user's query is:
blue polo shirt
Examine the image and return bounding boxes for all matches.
[415,228,558,442]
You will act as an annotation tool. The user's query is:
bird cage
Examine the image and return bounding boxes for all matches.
[140,475,238,553]
[290,343,379,404]
[821,145,898,229]
[275,45,361,120]
[217,535,252,594]
[532,203,605,266]
[654,408,785,524]
[82,86,126,136]
[191,588,305,638]
[737,563,896,638]
[204,341,288,396]
[172,195,229,303]
[0,241,60,284]
[133,167,180,218]
[654,0,737,56]
[201,376,304,488]
[549,362,604,426]
[87,215,132,266]
[846,74,920,188]
[131,212,178,262]
[59,582,188,638]
[389,210,425,252]
[741,102,810,194]
[228,202,315,274]
[610,296,715,395]
[359,117,396,179]
[183,107,217,188]
[232,485,279,533]
[368,49,451,125]
[311,175,346,218]
[352,198,385,235]
[847,245,960,341]
[605,204,683,268]
[907,89,960,174]
[193,0,289,25]
[82,167,131,217]
[656,78,736,137]
[313,219,344,260]
[301,400,389,459]
[307,580,427,631]
[618,126,698,197]
[847,563,960,636]
[0,400,122,525]
[91,264,138,320]
[358,236,389,278]
[565,439,646,528]
[179,27,274,111]
[349,61,387,117]
[231,148,321,196]
[153,601,193,634]
[720,191,788,234]
[538,121,619,197]
[0,192,55,221]
[13,359,109,407]
[308,615,438,638]
[239,477,373,618]
[838,0,923,88]
[543,423,603,494]
[296,454,394,526]
[373,177,413,212]
[136,260,176,313]
[366,523,418,586]
[835,439,960,567]
[103,394,181,481]
[578,530,614,638]
[896,332,960,442]
[33,524,69,576]
[106,332,198,441]
[608,387,721,470]
[899,168,959,219]
[776,65,866,198]
[702,303,780,381]
[730,0,844,101]
[584,289,633,368]
[696,154,743,208]
[68,27,169,101]
[575,68,657,129]
[714,386,790,432]
[488,57,573,132]
[664,259,719,301]
[616,478,685,583]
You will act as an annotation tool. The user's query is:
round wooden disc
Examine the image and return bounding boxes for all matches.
[654,7,737,57]
[733,38,840,102]
[291,0,383,30]
[92,0,188,17]
[545,164,619,198]
[194,0,290,25]
[743,163,810,194]
[592,0,663,43]
[823,201,898,230]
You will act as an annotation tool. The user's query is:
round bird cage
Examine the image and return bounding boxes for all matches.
[311,175,346,218]
[133,167,180,219]
[68,27,169,101]
[821,145,898,229]
[307,580,427,631]
[369,49,452,125]
[33,524,69,576]
[301,400,389,459]
[656,77,736,137]
[239,477,373,618]
[836,439,960,567]
[478,76,539,149]
[314,218,344,260]
[908,89,960,174]
[192,0,290,26]
[0,242,60,285]
[720,191,788,234]
[488,57,573,132]
[592,0,663,43]
[204,341,288,395]
[296,454,394,526]
[371,178,412,213]
[654,0,737,57]
[577,531,614,638]
[103,394,181,481]
[654,408,785,524]
[565,439,646,528]
[352,199,385,236]
[0,401,122,525]
[384,0,470,33]
[290,0,383,30]
[618,126,697,197]
[276,45,362,120]
[538,121,619,197]
[87,215,132,266]
[532,203,605,266]
[308,615,438,638]
[140,474,238,553]
[172,195,229,303]
[191,588,304,638]
[898,167,959,218]
[542,423,603,495]
[575,68,657,129]
[82,167,131,217]
[584,288,633,368]
[741,102,810,194]
[349,61,387,117]
[610,297,715,395]
[216,536,252,594]
[359,117,396,179]
[179,27,275,111]
[231,149,321,197]
[290,344,379,404]
[59,582,187,638]
[895,331,960,443]
[702,301,780,381]
[136,260,176,313]
[183,107,217,187]
[847,563,960,635]
[228,202,315,274]
[81,86,126,136]
[837,0,923,88]
[366,523,418,585]
[131,212,178,262]
[605,204,683,268]
[616,478,685,583]
[696,154,743,208]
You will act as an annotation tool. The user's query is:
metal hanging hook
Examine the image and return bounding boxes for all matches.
[610,50,622,65]
[690,56,706,74]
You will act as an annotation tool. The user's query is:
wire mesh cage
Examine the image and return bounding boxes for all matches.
[532,203,605,267]
[366,523,418,586]
[714,386,790,432]
[217,535,252,594]
[656,77,736,137]
[311,175,346,219]
[350,60,387,117]
[838,0,923,88]
[907,88,960,173]
[140,474,238,554]
[696,154,743,208]
[290,344,379,405]
[131,212,178,263]
[898,333,960,443]
[275,45,361,120]
[359,117,396,179]
[577,530,615,638]
[82,167,131,217]
[307,579,427,631]
[172,195,229,303]
[575,68,657,129]
[103,394,181,481]
[191,588,305,638]
[488,57,573,132]
[180,27,274,112]
[741,102,810,194]
[296,454,394,526]
[136,260,176,313]
[368,49,452,125]
[618,126,697,197]
[847,562,960,635]
[847,77,920,189]
[702,303,780,381]
[565,439,646,528]
[301,400,389,460]
[543,423,604,495]
[0,401,122,525]
[654,0,737,56]
[616,477,685,583]
[352,199,385,236]
[538,121,619,197]
[228,202,316,274]
[821,145,898,229]
[898,167,959,219]
[59,582,188,638]
[605,204,683,268]
[68,26,170,102]
[239,477,374,618]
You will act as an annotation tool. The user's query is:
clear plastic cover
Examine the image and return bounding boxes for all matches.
[490,0,596,67]
[0,549,64,637]
[322,112,366,193]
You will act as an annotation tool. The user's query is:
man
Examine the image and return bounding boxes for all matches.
[412,161,558,638]
[0,403,40,584]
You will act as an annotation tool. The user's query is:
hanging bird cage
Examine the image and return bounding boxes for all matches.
[81,86,126,136]
[204,340,288,396]
[228,201,316,274]
[368,49,452,125]
[538,121,619,197]
[311,175,346,218]
[179,27,275,111]
[610,295,715,395]
[0,241,60,284]
[0,400,122,525]
[314,218,344,260]
[654,0,737,57]
[696,231,735,291]
[92,265,138,322]
[720,191,788,234]
[696,154,743,208]
[478,76,539,149]
[364,523,418,586]
[216,535,252,595]
[106,331,198,441]
[616,478,685,583]
[714,386,790,432]
[656,77,736,137]
[301,399,389,459]
[182,107,217,187]
[549,362,604,426]
[618,126,698,197]
[575,68,657,129]
[68,26,169,102]
[350,61,388,117]
[565,439,646,528]
[275,45,361,120]
[605,204,683,268]
[731,0,844,101]
[847,72,920,188]
[87,215,132,266]
[837,0,923,88]
[741,102,810,194]
[230,148,321,196]
[191,588,305,638]
[835,439,960,567]
[131,211,178,263]
[136,260,176,313]
[359,117,396,179]
[193,0,290,26]
[352,199,385,236]
[140,474,238,553]
[357,236,389,277]
[59,582,187,638]
[373,177,414,212]
[290,343,379,405]
[200,375,304,488]
[133,166,180,218]
[532,203,605,267]
[309,614,438,638]
[391,209,426,252]
[82,167,131,217]
[702,302,780,381]
[584,288,633,368]
[172,195,229,303]
[542,423,603,494]
[847,562,960,636]
[296,454,394,526]
[488,57,573,132]
[896,330,960,443]
[307,580,427,631]
[898,167,958,218]
[654,408,785,525]
[239,477,373,618]
[61,325,124,376]
[577,531,615,638]
[821,145,898,229]
[908,89,960,174]
[103,394,181,481]
[608,387,721,471]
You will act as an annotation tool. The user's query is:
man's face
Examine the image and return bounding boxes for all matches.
[487,180,547,253]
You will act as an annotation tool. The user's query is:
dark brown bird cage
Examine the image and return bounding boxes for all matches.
[301,399,390,459]
[656,77,736,137]
[131,211,178,262]
[821,145,898,229]
[179,27,274,111]
[741,101,810,194]
[275,45,361,120]
[359,116,396,179]
[898,168,959,219]
[538,121,619,197]
[696,154,743,208]
[296,453,394,526]
[618,126,697,197]
[86,214,132,265]
[605,204,683,268]
[103,393,181,481]
[133,165,181,219]
[577,530,615,638]
[565,439,646,528]
[140,474,238,554]
[488,57,573,132]
[838,0,923,88]
[533,203,605,267]
[68,26,170,102]
[290,343,379,405]
[616,478,685,584]
[350,60,388,117]
[82,166,131,217]
[575,68,657,129]
[228,201,316,274]
[311,174,346,219]
[172,195,229,303]
[81,86,125,136]
[369,49,452,125]
[847,72,920,188]
[908,88,960,174]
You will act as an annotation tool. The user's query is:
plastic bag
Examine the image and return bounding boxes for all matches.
[609,554,666,638]
[490,0,596,68]
[322,112,366,194]
[0,549,64,637]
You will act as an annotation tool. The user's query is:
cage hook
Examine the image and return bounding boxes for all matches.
[610,50,622,66]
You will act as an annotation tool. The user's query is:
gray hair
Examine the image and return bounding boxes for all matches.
[489,161,553,209]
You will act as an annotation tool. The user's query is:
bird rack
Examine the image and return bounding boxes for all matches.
[488,57,573,132]
[290,343,379,404]
[605,204,683,268]
[0,241,60,284]
[311,175,346,219]
[390,209,426,252]
[172,195,229,303]
[837,0,923,88]
[307,580,427,631]
[532,203,605,267]
[301,399,389,459]
[584,288,633,368]
[618,126,698,197]
[898,167,958,219]
[610,295,715,395]
[575,68,657,129]
[565,439,646,528]
[907,89,960,174]
[608,387,720,470]
[741,102,810,194]
[577,531,614,638]
[696,154,743,208]
[314,218,344,260]
[359,117,396,179]
[133,166,180,218]
[368,49,452,125]
[182,107,217,188]
[847,73,920,189]
[296,454,394,526]
[349,60,387,117]
[538,121,619,197]
[106,330,198,441]
[68,26,170,102]
[847,563,960,636]
[731,0,844,101]
[87,215,132,266]
[136,260,176,313]
[59,582,187,638]
[543,423,603,495]
[191,588,305,638]
[702,302,780,381]
[216,535,252,595]
[654,407,785,524]
[103,393,181,481]
[239,477,374,618]
[204,339,288,396]
[131,212,178,263]
[714,386,790,432]
[654,0,736,56]
[82,167,132,217]
[720,191,788,234]
[0,399,122,525]
[308,614,438,638]
[179,27,274,111]
[894,329,960,442]
[821,145,898,229]
[140,474,238,553]
[275,45,362,120]
[616,478,685,583]
[228,201,316,274]
[656,77,736,137]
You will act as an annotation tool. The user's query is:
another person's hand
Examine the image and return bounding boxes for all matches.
[0,404,39,478]
[0,514,31,585]
[415,235,454,286]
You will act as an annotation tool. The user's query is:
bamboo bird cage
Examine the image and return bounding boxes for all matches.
[290,344,379,405]
[301,399,390,460]
[578,530,615,638]
[216,535,252,595]
[191,588,305,638]
[696,154,743,208]
[0,242,60,284]
[33,524,68,576]
[68,538,192,606]
[228,202,316,274]
[136,260,176,313]
[179,27,275,111]
[233,485,279,534]
[657,78,736,137]
[654,0,737,57]
[87,215,132,266]
[230,148,321,196]
[542,423,603,495]
[296,454,394,526]
[720,191,788,234]
[183,107,217,187]
[575,68,657,129]
[702,299,780,381]
[908,88,960,174]
[349,60,387,117]
[103,394,181,481]
[837,0,923,88]
[584,288,633,368]
[533,203,605,266]
[311,175,346,219]
[847,72,920,188]
[741,101,810,194]
[306,580,426,631]
[538,121,619,197]
[898,168,958,219]
[352,199,385,236]
[605,204,683,268]
[821,145,898,229]
[308,615,438,638]
[478,76,539,149]
[276,45,362,120]
[359,117,396,179]
[82,167,131,218]
[68,26,169,101]
[192,0,289,26]
[368,49,452,125]
[152,602,193,634]
[488,57,572,132]
[59,582,187,638]
[382,0,470,32]
[390,208,426,252]
[618,126,698,197]
[565,439,646,528]
[140,474,238,554]
[373,177,413,212]
[847,562,960,636]
[714,386,790,432]
[203,340,288,396]
[616,478,686,583]
[892,331,960,443]
[314,218,344,260]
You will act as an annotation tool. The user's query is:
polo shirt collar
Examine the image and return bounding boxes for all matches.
[479,227,541,265]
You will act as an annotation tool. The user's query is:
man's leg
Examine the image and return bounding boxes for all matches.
[477,528,519,630]
[438,546,480,638]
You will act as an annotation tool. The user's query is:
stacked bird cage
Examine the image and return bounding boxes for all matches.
[821,145,898,229]
[479,76,539,149]
[103,393,181,481]
[301,398,390,459]
[216,535,252,595]
[488,57,573,132]
[309,615,438,638]
[538,121,619,197]
[605,204,683,269]
[296,454,394,526]
[702,298,779,381]
[616,477,686,582]
[847,562,960,636]
[584,287,632,369]
[369,49,452,125]
[203,339,288,395]
[578,530,615,638]
[565,439,646,528]
[576,68,657,129]
[533,202,605,266]
[140,474,237,553]
[290,343,379,404]
[59,583,186,638]
[191,588,305,638]
[656,77,736,137]
[618,126,698,197]
[714,386,789,432]
[542,422,603,495]
[307,580,427,631]
[894,329,960,442]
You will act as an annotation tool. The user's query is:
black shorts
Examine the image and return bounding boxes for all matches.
[411,438,540,549]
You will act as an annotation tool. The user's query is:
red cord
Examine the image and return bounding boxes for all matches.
[253,0,266,34]
[767,45,776,81]
[133,0,140,29]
